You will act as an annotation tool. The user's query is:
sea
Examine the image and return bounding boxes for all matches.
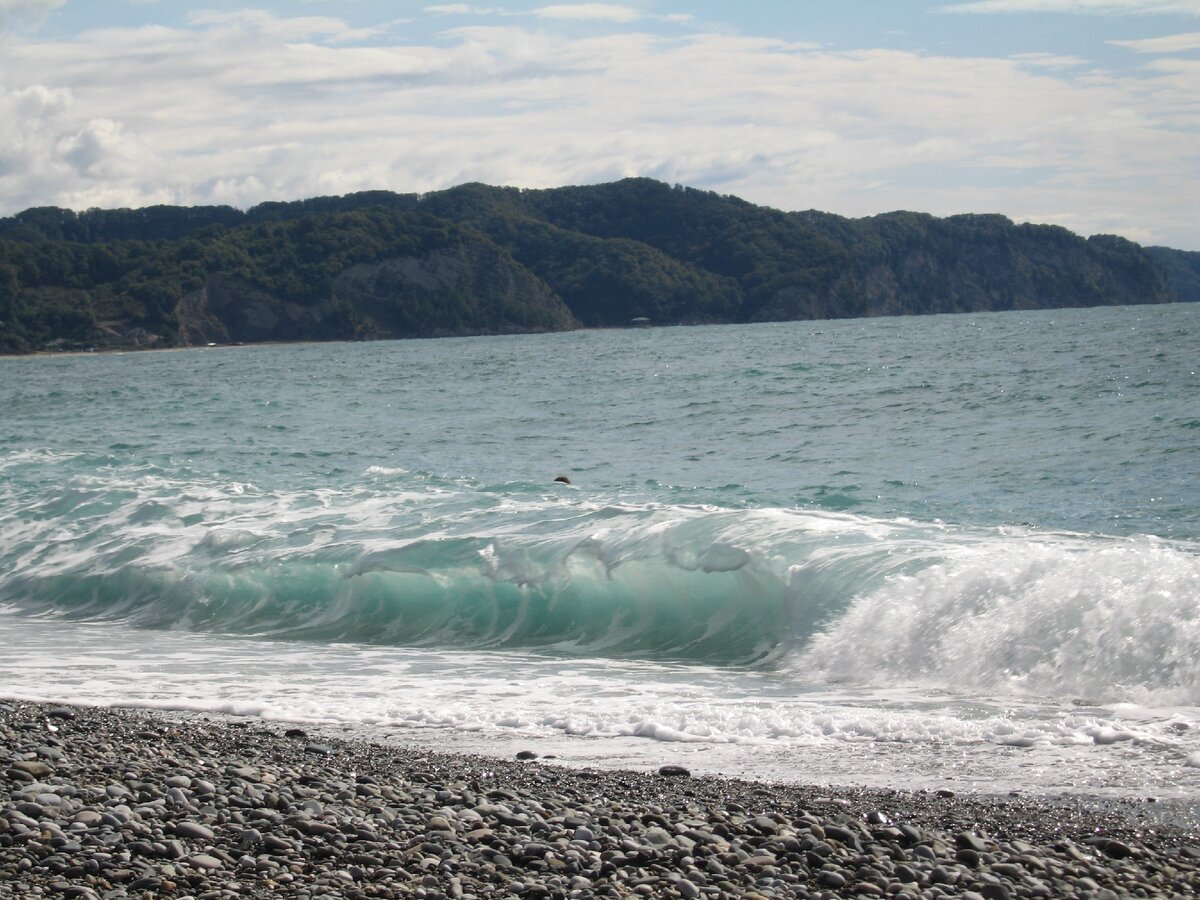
[2,303,1198,808]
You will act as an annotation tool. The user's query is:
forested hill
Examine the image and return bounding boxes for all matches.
[1,178,1195,354]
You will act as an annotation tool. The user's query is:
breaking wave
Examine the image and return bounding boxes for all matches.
[2,461,1199,701]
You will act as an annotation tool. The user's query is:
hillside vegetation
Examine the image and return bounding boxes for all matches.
[0,178,1194,353]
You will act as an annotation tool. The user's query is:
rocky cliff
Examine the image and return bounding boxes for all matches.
[332,243,575,339]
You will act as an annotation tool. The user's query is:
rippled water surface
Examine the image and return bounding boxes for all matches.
[1,304,1198,803]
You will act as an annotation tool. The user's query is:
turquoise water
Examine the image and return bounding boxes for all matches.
[1,304,1198,799]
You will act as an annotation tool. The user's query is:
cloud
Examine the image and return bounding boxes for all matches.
[527,5,695,26]
[56,118,155,179]
[184,9,385,42]
[0,0,62,30]
[941,1,1200,14]
[1109,30,1200,51]
[0,0,59,12]
[425,5,506,14]
[0,10,1196,250]
[424,4,679,27]
[1009,51,1089,67]
[0,84,164,211]
[532,4,643,23]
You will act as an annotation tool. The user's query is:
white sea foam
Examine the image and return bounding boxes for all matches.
[1,612,1197,797]
[364,465,410,477]
[797,536,1200,705]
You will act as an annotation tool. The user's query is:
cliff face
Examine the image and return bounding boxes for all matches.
[0,178,1193,354]
[768,212,1175,320]
[174,282,230,346]
[1147,246,1200,303]
[332,243,575,338]
[178,275,358,345]
[436,180,1176,324]
[170,244,576,347]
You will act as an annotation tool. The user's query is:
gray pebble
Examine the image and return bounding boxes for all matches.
[174,821,215,841]
[10,760,54,778]
[955,830,987,852]
[0,699,1194,900]
[657,765,690,777]
[816,870,846,888]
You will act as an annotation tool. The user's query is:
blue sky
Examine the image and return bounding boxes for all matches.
[1,0,1197,249]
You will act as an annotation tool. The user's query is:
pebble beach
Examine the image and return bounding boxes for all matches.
[2,700,1197,899]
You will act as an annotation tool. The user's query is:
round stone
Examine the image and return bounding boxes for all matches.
[657,765,690,777]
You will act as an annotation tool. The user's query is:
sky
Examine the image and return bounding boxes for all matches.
[0,1,1197,250]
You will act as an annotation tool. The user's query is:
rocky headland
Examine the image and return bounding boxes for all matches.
[3,178,1199,354]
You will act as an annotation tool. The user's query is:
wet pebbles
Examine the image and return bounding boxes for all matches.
[2,699,1197,898]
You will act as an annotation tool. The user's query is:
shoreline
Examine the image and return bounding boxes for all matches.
[3,699,1197,898]
[5,300,1195,362]
[0,324,597,361]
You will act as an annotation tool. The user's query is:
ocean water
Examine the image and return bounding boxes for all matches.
[2,304,1199,803]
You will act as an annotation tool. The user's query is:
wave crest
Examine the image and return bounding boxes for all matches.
[4,466,1199,698]
[798,539,1200,704]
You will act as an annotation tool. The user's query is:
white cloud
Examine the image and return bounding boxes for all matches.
[942,0,1200,14]
[1109,30,1200,51]
[1009,51,1089,66]
[184,10,381,41]
[425,5,506,15]
[0,0,58,11]
[0,0,62,30]
[0,84,165,212]
[56,118,153,179]
[0,10,1196,249]
[532,4,643,23]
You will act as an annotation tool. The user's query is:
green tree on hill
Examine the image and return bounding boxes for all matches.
[0,178,1187,354]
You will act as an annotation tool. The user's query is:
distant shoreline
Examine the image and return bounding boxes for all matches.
[3,300,1196,361]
